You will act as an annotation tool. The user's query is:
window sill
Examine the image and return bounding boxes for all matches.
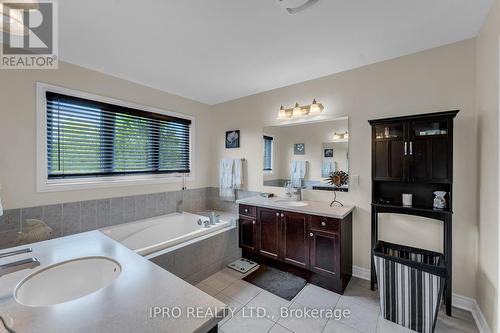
[37,173,194,192]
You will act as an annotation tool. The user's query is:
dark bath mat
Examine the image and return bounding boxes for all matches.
[243,266,307,301]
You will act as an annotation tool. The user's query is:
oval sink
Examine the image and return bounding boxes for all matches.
[15,257,121,307]
[275,200,309,207]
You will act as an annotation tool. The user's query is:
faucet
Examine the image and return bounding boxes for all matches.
[284,182,302,201]
[0,258,40,278]
[209,212,220,225]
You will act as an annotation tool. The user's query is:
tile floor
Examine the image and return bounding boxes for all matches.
[195,268,479,333]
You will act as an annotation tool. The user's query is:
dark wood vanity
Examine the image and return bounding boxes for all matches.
[238,204,353,294]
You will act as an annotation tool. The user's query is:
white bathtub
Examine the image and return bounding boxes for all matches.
[100,212,231,256]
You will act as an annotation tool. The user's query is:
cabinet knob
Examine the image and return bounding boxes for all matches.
[244,208,249,213]
[276,212,280,216]
[252,221,256,225]
[281,213,285,218]
[309,233,314,237]
[321,221,326,227]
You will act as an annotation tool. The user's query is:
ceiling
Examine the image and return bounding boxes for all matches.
[59,0,493,105]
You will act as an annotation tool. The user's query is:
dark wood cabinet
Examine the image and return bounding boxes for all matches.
[372,115,454,184]
[282,211,308,269]
[257,207,281,260]
[373,123,407,181]
[309,230,338,277]
[369,110,458,316]
[239,206,352,294]
[239,216,257,252]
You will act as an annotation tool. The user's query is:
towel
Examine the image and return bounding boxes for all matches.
[290,160,307,188]
[0,196,3,217]
[321,161,337,178]
[220,158,235,201]
[233,158,243,190]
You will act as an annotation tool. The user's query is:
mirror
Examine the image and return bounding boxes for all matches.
[262,118,349,192]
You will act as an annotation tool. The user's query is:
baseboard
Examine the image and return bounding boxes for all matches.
[351,266,491,333]
[352,265,371,280]
[452,294,491,333]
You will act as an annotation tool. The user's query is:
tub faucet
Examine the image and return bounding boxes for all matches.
[0,258,40,278]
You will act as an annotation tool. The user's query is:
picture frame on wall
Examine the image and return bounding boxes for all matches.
[225,130,240,149]
[294,143,305,155]
[324,149,334,158]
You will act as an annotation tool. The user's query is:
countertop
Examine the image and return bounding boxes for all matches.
[0,231,226,333]
[236,196,355,219]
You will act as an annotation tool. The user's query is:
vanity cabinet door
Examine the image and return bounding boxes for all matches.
[239,216,258,252]
[282,211,308,269]
[257,207,281,260]
[309,231,339,278]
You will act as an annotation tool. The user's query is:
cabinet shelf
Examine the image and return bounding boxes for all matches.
[371,203,453,216]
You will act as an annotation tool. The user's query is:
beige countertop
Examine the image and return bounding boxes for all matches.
[0,231,226,333]
[236,196,355,219]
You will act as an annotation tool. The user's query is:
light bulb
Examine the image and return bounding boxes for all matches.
[277,105,287,120]
[292,103,302,117]
[309,99,323,114]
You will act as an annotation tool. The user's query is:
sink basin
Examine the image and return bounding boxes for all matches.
[15,257,121,307]
[275,200,309,207]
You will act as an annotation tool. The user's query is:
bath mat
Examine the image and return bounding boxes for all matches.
[227,258,258,274]
[243,266,307,301]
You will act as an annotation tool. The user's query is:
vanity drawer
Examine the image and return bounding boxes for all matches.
[310,216,339,233]
[239,205,256,217]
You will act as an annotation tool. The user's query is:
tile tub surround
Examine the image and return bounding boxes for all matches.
[0,231,226,333]
[0,187,257,250]
[149,226,242,285]
[196,270,479,333]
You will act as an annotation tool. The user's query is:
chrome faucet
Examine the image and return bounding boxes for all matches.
[0,258,40,278]
[284,181,302,201]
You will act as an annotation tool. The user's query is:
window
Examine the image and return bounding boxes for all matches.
[37,83,194,191]
[263,135,273,171]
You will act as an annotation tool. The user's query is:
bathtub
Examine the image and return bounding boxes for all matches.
[100,212,232,256]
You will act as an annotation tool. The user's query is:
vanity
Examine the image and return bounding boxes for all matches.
[236,197,354,294]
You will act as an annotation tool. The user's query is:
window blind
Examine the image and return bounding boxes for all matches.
[46,92,191,179]
[263,135,273,171]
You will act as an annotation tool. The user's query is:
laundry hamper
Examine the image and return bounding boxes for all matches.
[373,241,447,333]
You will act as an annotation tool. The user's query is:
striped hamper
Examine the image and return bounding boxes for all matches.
[373,241,447,333]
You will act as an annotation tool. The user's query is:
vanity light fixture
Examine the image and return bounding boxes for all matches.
[292,103,302,117]
[277,105,288,120]
[0,1,39,36]
[276,99,324,120]
[333,131,349,141]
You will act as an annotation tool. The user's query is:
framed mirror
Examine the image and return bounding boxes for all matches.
[262,117,349,192]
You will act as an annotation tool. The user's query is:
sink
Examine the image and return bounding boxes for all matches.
[275,200,309,207]
[15,257,121,307]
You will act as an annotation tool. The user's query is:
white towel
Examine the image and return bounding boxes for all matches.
[0,196,3,217]
[290,160,307,188]
[233,158,243,190]
[219,159,236,201]
[321,161,337,178]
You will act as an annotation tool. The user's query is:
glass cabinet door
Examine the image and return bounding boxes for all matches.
[412,119,448,137]
[374,124,404,140]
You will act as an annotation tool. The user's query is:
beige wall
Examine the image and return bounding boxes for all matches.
[476,0,500,330]
[211,39,479,301]
[0,61,214,209]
